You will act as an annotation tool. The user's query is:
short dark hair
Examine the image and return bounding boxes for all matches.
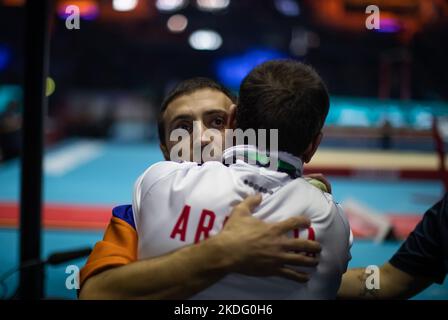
[237,59,329,157]
[158,77,237,146]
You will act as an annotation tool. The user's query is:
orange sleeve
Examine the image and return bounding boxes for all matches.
[80,217,137,288]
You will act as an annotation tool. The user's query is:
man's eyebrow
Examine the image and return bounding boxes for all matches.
[168,108,228,127]
[170,114,194,124]
[203,109,228,116]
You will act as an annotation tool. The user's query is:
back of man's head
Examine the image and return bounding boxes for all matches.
[237,59,329,158]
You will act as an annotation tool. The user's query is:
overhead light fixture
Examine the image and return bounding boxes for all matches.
[156,0,187,12]
[167,14,188,33]
[112,0,139,12]
[196,0,230,12]
[189,29,222,50]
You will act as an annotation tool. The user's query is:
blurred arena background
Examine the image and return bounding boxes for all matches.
[0,0,447,299]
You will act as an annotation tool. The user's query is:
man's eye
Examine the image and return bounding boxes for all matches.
[176,123,192,131]
[211,117,225,128]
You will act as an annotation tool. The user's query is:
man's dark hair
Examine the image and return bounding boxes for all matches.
[237,59,330,157]
[158,77,237,146]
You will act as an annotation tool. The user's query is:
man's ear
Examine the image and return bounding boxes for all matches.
[302,132,323,163]
[160,143,170,160]
[227,104,237,129]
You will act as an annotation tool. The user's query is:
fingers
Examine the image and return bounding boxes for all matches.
[281,239,322,254]
[275,267,310,283]
[272,216,311,234]
[231,194,262,216]
[277,252,319,268]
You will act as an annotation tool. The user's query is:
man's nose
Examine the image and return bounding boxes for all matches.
[194,121,210,147]
[194,122,211,146]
